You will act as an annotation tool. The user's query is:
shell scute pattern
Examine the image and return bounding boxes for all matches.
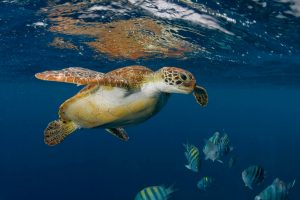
[107,65,153,88]
[98,75,129,89]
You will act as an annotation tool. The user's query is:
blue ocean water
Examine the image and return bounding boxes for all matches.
[0,0,299,200]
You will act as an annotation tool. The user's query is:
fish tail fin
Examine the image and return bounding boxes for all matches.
[288,179,296,191]
[166,183,177,197]
[44,120,78,146]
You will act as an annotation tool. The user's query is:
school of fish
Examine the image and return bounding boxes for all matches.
[135,131,296,200]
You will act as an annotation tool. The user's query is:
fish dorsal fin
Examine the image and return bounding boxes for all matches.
[35,67,129,88]
[213,132,220,138]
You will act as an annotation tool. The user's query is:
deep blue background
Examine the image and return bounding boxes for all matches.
[0,0,300,200]
[0,81,299,200]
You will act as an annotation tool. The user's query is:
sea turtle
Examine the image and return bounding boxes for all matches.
[35,65,208,146]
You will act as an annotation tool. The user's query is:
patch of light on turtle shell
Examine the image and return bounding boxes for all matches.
[128,0,233,35]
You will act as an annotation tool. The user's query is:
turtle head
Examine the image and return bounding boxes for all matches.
[155,67,195,94]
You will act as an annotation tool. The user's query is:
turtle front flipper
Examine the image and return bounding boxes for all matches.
[35,67,104,85]
[105,128,129,141]
[44,120,78,146]
[35,67,129,88]
[193,85,208,107]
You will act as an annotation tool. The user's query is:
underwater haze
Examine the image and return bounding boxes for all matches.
[0,0,300,200]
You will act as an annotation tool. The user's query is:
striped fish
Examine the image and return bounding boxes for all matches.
[135,185,175,200]
[219,143,232,157]
[242,165,266,189]
[183,143,201,172]
[255,178,295,200]
[203,132,233,163]
[197,176,215,191]
[216,134,232,157]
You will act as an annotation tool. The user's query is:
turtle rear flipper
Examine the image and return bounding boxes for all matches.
[44,120,78,146]
[193,85,208,107]
[105,128,129,141]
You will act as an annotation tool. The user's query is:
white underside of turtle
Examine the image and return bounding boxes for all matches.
[65,85,168,129]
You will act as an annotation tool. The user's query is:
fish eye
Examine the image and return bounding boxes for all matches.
[180,73,187,81]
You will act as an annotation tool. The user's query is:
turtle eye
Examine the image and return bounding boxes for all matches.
[180,73,187,81]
